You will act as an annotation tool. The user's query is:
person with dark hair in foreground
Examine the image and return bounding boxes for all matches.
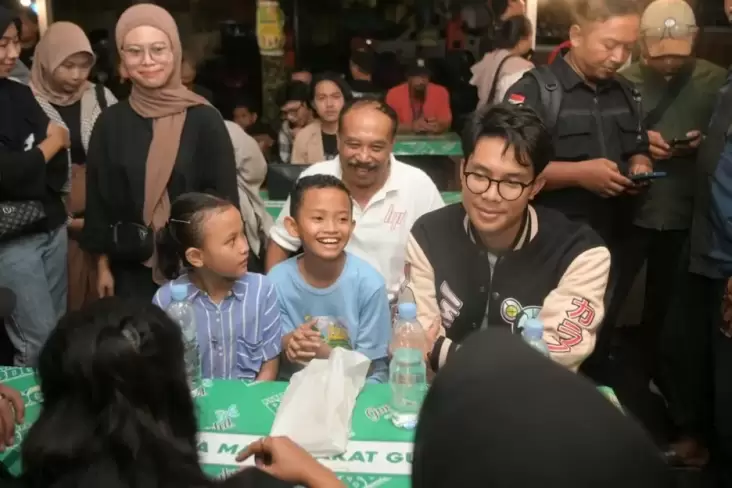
[412,327,670,488]
[403,104,610,373]
[0,298,341,488]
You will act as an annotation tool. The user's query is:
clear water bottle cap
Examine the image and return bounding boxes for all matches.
[397,303,417,320]
[171,284,188,302]
[523,318,543,338]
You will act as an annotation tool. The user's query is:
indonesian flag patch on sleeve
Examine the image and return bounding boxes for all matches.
[508,93,526,105]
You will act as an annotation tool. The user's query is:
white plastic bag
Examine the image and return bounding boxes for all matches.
[270,348,371,456]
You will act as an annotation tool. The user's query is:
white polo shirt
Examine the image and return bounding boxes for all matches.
[269,156,444,296]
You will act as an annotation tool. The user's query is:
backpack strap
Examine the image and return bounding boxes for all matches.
[485,54,515,106]
[615,76,645,145]
[94,83,108,110]
[525,65,562,132]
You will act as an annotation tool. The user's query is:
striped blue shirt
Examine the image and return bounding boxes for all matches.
[153,273,281,380]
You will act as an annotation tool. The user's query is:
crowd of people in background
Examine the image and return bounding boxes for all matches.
[2,0,732,485]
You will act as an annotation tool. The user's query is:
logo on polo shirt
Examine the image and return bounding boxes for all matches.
[383,204,407,231]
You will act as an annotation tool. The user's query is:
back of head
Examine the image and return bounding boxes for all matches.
[412,328,670,488]
[22,298,204,488]
[156,192,235,280]
[571,0,642,25]
[493,15,532,51]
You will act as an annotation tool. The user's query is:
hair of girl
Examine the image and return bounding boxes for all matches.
[155,192,235,280]
[20,298,209,488]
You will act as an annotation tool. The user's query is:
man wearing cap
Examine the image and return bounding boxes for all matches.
[349,48,380,99]
[385,59,452,134]
[618,0,726,466]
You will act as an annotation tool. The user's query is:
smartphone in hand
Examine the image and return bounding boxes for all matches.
[629,171,668,183]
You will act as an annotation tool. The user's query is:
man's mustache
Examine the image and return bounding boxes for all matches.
[347,160,379,171]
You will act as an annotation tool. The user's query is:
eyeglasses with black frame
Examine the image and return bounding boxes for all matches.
[463,171,534,201]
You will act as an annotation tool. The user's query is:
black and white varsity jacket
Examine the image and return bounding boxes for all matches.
[403,203,611,372]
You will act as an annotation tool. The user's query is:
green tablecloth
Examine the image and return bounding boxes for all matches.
[0,367,412,487]
[262,191,461,219]
[392,133,462,157]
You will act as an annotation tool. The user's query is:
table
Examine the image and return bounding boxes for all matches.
[262,191,462,219]
[392,133,463,157]
[0,367,413,487]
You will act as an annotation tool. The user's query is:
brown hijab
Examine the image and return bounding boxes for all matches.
[115,4,208,233]
[115,4,209,273]
[30,21,94,106]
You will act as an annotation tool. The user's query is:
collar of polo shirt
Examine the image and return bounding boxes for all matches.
[186,276,249,301]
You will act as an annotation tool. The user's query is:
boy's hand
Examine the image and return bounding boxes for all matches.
[284,319,322,364]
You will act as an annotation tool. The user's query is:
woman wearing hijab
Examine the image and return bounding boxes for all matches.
[0,7,71,367]
[412,328,671,488]
[30,21,118,312]
[82,3,239,302]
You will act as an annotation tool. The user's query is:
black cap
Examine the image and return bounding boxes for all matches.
[351,49,374,74]
[406,58,431,77]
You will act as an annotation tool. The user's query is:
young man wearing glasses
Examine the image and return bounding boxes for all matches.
[403,104,611,373]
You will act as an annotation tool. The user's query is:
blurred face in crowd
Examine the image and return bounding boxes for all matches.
[569,14,640,80]
[53,52,94,94]
[338,104,394,190]
[233,106,258,131]
[18,11,38,44]
[461,136,543,239]
[727,0,732,23]
[0,23,20,78]
[280,100,311,129]
[313,80,345,124]
[408,74,430,98]
[121,26,175,89]
[641,25,697,77]
[181,58,196,90]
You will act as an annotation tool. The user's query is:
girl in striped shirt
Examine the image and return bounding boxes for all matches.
[153,193,282,381]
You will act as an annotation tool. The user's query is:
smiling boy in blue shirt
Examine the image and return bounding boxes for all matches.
[267,175,391,383]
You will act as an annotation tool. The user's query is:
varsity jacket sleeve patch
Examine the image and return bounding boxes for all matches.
[538,245,611,371]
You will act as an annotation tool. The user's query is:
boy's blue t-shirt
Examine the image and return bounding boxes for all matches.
[267,252,391,383]
[153,272,282,381]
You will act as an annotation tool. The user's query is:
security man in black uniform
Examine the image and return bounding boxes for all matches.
[504,0,652,383]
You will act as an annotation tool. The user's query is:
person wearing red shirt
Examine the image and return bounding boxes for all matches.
[386,58,452,134]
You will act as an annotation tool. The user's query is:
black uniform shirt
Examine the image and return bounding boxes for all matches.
[505,56,649,235]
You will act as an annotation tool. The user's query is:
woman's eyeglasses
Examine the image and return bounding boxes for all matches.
[121,44,171,66]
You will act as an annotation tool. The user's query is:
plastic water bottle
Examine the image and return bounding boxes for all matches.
[389,303,427,429]
[522,318,550,357]
[167,284,203,396]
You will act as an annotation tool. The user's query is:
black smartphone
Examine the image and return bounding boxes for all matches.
[671,135,696,147]
[629,171,668,182]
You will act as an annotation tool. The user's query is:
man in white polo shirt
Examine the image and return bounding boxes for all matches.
[265,97,444,298]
